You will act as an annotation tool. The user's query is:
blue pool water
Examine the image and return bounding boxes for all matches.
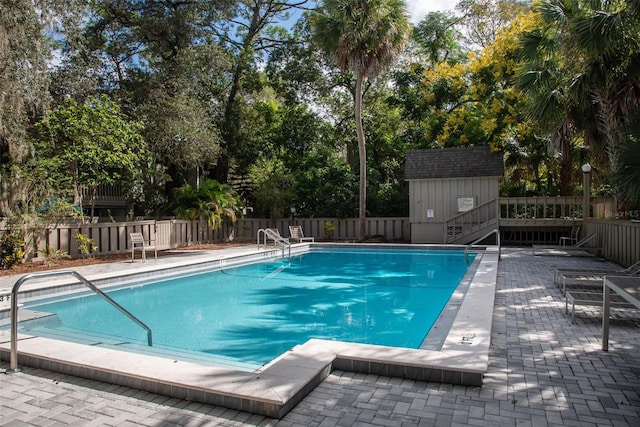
[20,248,474,368]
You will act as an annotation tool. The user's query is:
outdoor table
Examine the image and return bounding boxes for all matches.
[602,275,640,351]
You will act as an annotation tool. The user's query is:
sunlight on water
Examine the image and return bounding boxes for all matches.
[20,248,473,366]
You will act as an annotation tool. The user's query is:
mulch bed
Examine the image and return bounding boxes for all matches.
[1,239,404,277]
[0,242,253,277]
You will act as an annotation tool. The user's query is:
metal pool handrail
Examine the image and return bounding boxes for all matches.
[6,270,153,373]
[257,228,291,258]
[465,229,501,264]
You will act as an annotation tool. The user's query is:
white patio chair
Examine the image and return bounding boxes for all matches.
[130,232,157,262]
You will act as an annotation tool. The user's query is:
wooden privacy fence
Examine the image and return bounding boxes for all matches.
[584,219,640,267]
[9,215,637,266]
[25,217,411,260]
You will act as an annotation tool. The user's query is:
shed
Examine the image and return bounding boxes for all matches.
[405,146,504,244]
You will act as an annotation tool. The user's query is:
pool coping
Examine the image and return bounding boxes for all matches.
[0,243,499,419]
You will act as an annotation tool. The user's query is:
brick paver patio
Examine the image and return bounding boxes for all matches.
[1,247,639,426]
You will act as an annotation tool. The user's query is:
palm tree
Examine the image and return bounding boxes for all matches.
[516,11,599,195]
[311,0,411,241]
[615,112,640,210]
[517,0,640,200]
[172,179,243,238]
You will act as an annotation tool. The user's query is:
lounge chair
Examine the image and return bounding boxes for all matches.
[559,226,581,246]
[557,261,640,295]
[539,233,597,249]
[554,260,640,287]
[130,232,157,262]
[534,234,600,257]
[565,289,636,323]
[264,228,290,245]
[289,225,314,243]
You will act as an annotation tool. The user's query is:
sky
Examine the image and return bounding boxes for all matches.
[405,0,458,23]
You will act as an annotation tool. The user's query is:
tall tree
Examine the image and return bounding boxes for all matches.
[412,11,464,65]
[517,0,640,200]
[0,0,81,217]
[71,0,233,204]
[613,112,640,211]
[34,96,148,218]
[211,0,312,183]
[457,0,530,49]
[311,0,411,240]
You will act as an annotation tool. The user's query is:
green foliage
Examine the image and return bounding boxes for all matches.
[456,0,531,47]
[266,22,329,105]
[362,86,409,215]
[0,0,84,220]
[211,1,312,182]
[614,115,640,210]
[413,12,538,149]
[323,221,336,240]
[139,93,220,176]
[517,0,640,198]
[0,192,81,261]
[10,0,640,221]
[0,234,26,270]
[33,95,148,217]
[36,199,83,223]
[172,179,243,231]
[412,11,465,65]
[75,233,97,258]
[368,180,409,216]
[37,247,71,266]
[311,0,411,78]
[289,146,359,218]
[248,155,294,220]
[311,0,411,239]
[0,0,48,159]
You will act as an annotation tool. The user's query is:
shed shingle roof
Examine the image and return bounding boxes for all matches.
[404,147,504,180]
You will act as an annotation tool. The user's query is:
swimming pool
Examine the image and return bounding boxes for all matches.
[16,247,474,369]
[1,243,499,417]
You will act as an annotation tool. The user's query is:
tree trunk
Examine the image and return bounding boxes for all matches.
[213,66,242,184]
[558,150,573,196]
[355,74,367,241]
[595,89,623,201]
[552,122,575,196]
[73,174,84,222]
[214,2,266,184]
[90,186,96,219]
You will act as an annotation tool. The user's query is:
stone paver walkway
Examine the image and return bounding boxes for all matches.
[1,247,639,426]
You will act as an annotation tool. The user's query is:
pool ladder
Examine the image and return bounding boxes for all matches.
[465,228,501,264]
[5,270,153,374]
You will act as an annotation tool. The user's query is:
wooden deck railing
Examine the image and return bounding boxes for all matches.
[81,184,127,206]
[444,199,499,243]
[498,196,613,224]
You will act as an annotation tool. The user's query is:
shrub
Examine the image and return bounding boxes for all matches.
[323,221,335,240]
[38,247,71,266]
[0,234,26,269]
[75,233,98,258]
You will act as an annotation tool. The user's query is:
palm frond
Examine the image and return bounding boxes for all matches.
[571,11,622,56]
[536,0,575,27]
[613,112,640,208]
